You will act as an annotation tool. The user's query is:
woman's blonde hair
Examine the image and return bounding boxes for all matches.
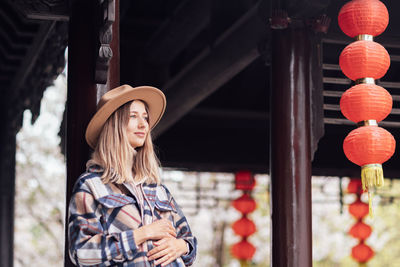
[87,100,161,184]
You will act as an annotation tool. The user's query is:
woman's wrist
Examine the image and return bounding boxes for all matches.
[180,239,189,255]
[133,227,148,246]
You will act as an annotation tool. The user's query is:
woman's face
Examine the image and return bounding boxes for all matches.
[127,100,149,148]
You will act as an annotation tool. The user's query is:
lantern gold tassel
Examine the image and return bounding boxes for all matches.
[361,164,384,215]
[361,164,384,190]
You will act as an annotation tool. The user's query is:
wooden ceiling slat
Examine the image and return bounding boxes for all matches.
[0,8,37,39]
[323,32,400,49]
[9,21,55,102]
[324,90,400,101]
[0,45,25,63]
[324,117,400,128]
[322,63,341,70]
[323,77,400,90]
[379,81,400,89]
[323,77,350,85]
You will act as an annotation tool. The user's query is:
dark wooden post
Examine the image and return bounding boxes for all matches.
[270,24,313,267]
[64,0,119,266]
[64,0,97,266]
[0,118,16,267]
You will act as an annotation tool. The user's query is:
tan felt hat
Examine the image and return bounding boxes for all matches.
[85,84,166,149]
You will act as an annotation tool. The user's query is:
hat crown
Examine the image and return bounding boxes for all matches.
[97,85,132,110]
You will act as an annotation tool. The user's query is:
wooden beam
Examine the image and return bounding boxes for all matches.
[190,107,268,120]
[287,0,331,17]
[161,160,269,174]
[181,105,400,129]
[153,2,266,137]
[162,160,400,180]
[267,0,331,18]
[145,0,212,66]
[12,0,69,21]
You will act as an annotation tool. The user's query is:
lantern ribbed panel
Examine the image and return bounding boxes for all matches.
[232,217,256,237]
[338,0,389,37]
[349,199,369,219]
[340,84,392,123]
[231,240,256,260]
[343,126,395,166]
[232,194,257,214]
[352,243,375,263]
[349,221,372,239]
[339,40,390,80]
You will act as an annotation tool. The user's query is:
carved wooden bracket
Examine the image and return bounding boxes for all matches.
[94,0,115,84]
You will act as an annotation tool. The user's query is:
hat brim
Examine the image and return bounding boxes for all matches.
[85,85,166,149]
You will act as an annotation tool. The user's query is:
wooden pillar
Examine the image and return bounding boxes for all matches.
[0,117,16,267]
[65,0,97,265]
[270,24,313,267]
[64,0,119,266]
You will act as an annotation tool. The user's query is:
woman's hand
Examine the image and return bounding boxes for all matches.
[147,237,188,266]
[133,219,176,246]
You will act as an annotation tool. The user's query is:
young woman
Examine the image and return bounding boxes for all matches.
[68,85,197,266]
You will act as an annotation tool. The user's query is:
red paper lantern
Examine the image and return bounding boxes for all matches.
[231,240,256,260]
[349,199,369,219]
[340,83,392,123]
[338,0,389,38]
[235,171,255,190]
[232,216,256,237]
[339,40,390,81]
[347,178,363,194]
[343,126,395,166]
[349,221,372,239]
[231,172,257,261]
[352,242,374,263]
[232,194,256,214]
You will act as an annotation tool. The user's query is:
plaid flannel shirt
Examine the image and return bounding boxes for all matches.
[68,166,197,266]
